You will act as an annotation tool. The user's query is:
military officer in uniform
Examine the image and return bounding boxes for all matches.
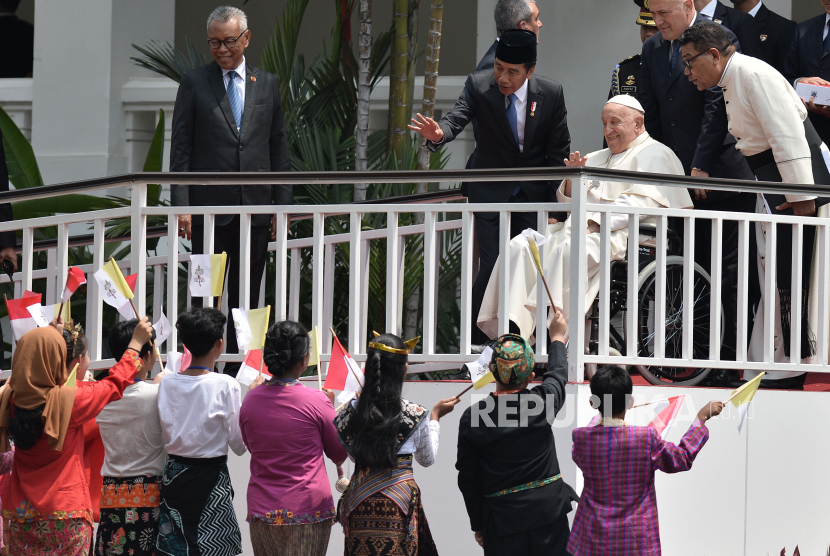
[608,1,660,101]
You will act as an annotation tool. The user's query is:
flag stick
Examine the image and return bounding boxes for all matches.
[631,398,668,409]
[527,238,559,314]
[330,327,364,388]
[335,399,350,412]
[454,383,474,399]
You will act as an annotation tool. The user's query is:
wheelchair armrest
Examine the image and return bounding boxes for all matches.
[638,223,680,241]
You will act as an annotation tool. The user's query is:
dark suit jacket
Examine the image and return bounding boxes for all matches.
[428,70,570,204]
[0,16,33,78]
[640,14,753,203]
[456,341,577,538]
[461,39,500,197]
[0,128,15,249]
[784,13,830,146]
[754,4,797,75]
[170,61,291,227]
[712,1,764,60]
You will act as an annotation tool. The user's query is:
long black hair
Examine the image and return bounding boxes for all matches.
[263,321,309,376]
[351,333,408,470]
[9,404,45,450]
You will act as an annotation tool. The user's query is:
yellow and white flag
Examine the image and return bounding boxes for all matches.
[730,372,765,433]
[231,306,270,351]
[189,253,228,298]
[94,259,134,310]
[27,300,71,327]
[65,363,79,388]
[467,346,496,390]
[307,327,322,368]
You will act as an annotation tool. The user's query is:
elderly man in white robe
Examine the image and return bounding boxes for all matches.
[477,96,693,341]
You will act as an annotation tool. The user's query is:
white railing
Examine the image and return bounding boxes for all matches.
[1,168,828,381]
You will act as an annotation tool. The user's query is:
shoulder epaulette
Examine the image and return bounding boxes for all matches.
[611,64,621,97]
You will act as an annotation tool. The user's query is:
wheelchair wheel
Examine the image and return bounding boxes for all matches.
[630,255,720,386]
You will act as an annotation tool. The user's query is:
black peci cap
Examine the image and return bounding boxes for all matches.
[495,29,537,65]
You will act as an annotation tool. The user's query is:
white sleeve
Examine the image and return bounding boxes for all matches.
[594,194,662,231]
[226,380,248,456]
[412,418,441,468]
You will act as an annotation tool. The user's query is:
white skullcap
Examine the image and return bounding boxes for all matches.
[606,95,645,114]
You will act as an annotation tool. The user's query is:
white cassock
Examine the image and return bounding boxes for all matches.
[477,132,692,340]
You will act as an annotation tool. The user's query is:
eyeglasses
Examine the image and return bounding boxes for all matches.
[207,30,247,50]
[682,49,710,70]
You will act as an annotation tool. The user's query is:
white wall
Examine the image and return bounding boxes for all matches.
[226,380,830,556]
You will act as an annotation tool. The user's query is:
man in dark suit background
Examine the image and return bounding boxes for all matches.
[171,5,291,376]
[694,0,764,58]
[729,0,796,75]
[641,0,758,386]
[0,0,33,78]
[784,0,830,147]
[465,0,542,196]
[410,30,570,345]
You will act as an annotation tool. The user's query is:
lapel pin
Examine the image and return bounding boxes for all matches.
[251,75,256,82]
[530,101,537,116]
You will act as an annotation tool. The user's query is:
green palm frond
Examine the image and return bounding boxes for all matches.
[130,38,206,84]
[0,105,43,190]
[259,0,311,103]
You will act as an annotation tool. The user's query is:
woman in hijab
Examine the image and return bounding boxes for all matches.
[0,318,153,556]
[335,333,459,556]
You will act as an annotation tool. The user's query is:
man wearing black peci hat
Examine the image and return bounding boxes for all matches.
[409,29,571,346]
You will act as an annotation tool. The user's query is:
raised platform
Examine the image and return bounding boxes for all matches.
[224,379,830,555]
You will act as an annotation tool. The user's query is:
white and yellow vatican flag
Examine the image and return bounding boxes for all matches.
[231,306,270,351]
[94,259,134,310]
[189,253,228,298]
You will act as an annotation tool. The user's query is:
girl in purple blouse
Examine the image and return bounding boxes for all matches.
[239,321,347,556]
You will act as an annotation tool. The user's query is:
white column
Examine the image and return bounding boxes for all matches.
[30,0,174,184]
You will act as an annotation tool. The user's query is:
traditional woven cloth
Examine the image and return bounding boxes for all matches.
[334,399,428,458]
[342,486,437,556]
[156,455,241,556]
[94,475,161,556]
[249,518,333,556]
[9,517,93,556]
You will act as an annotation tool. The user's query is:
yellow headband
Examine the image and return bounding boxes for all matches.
[369,331,420,354]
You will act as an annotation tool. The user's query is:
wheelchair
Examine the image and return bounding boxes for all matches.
[586,223,721,386]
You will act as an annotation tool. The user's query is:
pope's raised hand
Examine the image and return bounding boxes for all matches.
[408,113,444,142]
[564,151,588,167]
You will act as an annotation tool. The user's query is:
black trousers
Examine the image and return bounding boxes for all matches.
[483,516,571,556]
[471,190,538,344]
[191,216,269,377]
[688,192,761,362]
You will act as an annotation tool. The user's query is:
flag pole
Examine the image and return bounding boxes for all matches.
[454,383,474,399]
[330,327,364,388]
[258,305,271,380]
[527,237,559,314]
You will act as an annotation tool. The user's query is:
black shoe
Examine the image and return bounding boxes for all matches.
[759,374,807,391]
[701,370,742,388]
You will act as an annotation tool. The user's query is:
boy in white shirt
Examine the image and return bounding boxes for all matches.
[155,307,246,556]
[94,319,167,556]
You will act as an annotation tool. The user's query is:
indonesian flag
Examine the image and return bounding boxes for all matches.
[324,334,364,405]
[231,306,270,351]
[588,395,686,440]
[62,267,87,303]
[189,253,228,298]
[116,273,139,319]
[6,291,43,342]
[237,349,272,387]
[166,346,192,374]
[94,260,134,313]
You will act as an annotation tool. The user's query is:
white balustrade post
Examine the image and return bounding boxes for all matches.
[386,211,401,336]
[423,210,437,355]
[131,181,148,317]
[348,212,363,355]
[568,174,588,382]
[459,211,474,355]
[311,212,325,339]
[238,213,252,312]
[88,219,106,361]
[202,214,215,308]
[166,214,179,352]
[20,227,33,293]
[55,222,69,306]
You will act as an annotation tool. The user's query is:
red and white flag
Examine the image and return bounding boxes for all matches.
[237,349,272,387]
[588,395,686,440]
[166,346,193,374]
[627,395,686,439]
[6,291,43,342]
[324,334,363,403]
[61,267,87,303]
